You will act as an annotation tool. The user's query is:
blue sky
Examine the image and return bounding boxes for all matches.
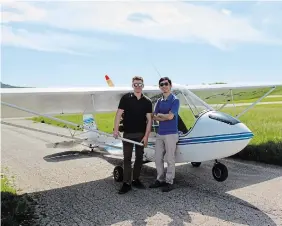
[1,1,282,88]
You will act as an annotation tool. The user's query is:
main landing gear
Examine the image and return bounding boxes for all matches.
[212,160,228,182]
[113,160,150,182]
[114,160,228,183]
[191,160,228,182]
[113,166,123,182]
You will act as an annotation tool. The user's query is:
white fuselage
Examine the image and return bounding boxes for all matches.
[145,111,253,162]
[87,111,254,163]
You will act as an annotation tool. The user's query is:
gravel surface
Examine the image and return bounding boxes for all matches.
[1,119,282,226]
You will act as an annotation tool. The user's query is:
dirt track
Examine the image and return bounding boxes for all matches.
[1,119,282,226]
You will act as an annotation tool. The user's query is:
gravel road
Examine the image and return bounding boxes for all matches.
[1,119,282,226]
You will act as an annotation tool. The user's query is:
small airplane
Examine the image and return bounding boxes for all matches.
[1,75,281,183]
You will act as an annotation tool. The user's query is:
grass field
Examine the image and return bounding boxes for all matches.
[1,169,36,225]
[193,85,282,104]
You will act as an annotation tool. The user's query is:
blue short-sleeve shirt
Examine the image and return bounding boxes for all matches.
[154,93,180,135]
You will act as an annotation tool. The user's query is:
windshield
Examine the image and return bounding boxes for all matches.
[173,87,212,116]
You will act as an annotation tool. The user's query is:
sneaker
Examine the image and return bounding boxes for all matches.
[149,180,166,188]
[118,183,132,194]
[132,179,146,189]
[162,183,174,192]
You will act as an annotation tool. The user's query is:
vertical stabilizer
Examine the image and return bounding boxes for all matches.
[105,75,115,87]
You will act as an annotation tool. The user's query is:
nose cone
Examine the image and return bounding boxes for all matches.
[236,122,254,139]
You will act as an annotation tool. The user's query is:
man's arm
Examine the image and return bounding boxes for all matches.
[113,96,125,135]
[113,109,123,133]
[144,112,152,137]
[152,99,164,121]
[156,99,180,121]
[153,114,166,121]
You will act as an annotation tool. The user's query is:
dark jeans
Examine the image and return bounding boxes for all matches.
[122,132,144,184]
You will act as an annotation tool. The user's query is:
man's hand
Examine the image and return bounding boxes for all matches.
[153,113,166,121]
[141,135,149,147]
[113,130,120,139]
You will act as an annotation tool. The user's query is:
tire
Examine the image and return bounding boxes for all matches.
[212,163,228,182]
[113,166,123,182]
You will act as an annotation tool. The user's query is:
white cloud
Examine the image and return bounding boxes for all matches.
[1,1,282,53]
[1,25,121,55]
[221,8,232,16]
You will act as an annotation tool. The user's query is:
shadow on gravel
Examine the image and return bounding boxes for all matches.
[30,150,282,225]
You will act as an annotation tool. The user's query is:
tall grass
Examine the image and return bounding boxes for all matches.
[222,104,282,165]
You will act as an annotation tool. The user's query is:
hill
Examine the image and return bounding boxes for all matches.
[0,82,30,88]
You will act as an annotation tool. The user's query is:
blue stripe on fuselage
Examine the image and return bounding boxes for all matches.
[101,132,253,151]
[177,132,253,145]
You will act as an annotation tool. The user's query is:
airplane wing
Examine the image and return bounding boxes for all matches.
[182,82,282,118]
[1,82,281,118]
[0,86,158,118]
[1,81,280,153]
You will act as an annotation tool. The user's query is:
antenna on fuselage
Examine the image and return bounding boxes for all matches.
[151,62,162,78]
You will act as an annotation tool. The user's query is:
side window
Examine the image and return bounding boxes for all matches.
[151,100,159,133]
[174,91,196,132]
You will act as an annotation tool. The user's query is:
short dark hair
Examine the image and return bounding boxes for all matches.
[132,76,144,83]
[159,77,171,85]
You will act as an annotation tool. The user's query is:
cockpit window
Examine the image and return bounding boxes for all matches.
[208,111,240,125]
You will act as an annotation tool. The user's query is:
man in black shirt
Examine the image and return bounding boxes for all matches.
[113,76,153,194]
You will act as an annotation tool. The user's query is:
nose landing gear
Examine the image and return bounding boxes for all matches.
[212,160,228,182]
[113,166,123,182]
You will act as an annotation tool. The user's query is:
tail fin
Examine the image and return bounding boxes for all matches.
[83,114,97,130]
[105,75,114,87]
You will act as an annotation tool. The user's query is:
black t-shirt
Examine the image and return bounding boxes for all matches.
[118,92,152,133]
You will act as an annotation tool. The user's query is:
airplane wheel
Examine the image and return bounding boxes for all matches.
[113,166,123,182]
[191,162,201,167]
[212,163,228,182]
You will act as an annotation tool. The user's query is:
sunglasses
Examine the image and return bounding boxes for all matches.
[133,83,143,87]
[159,82,169,87]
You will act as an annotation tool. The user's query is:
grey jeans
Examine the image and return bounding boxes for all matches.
[155,133,179,184]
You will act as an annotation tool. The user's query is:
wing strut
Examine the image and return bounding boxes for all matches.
[1,120,124,150]
[1,120,86,141]
[236,86,276,118]
[1,101,144,147]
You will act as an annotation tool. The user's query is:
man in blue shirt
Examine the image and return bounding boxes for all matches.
[149,77,180,192]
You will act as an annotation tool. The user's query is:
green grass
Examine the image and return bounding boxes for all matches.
[192,85,282,105]
[29,112,116,133]
[272,85,282,95]
[222,104,282,145]
[222,104,282,165]
[222,96,282,104]
[1,169,37,226]
[29,114,83,131]
[1,172,17,194]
